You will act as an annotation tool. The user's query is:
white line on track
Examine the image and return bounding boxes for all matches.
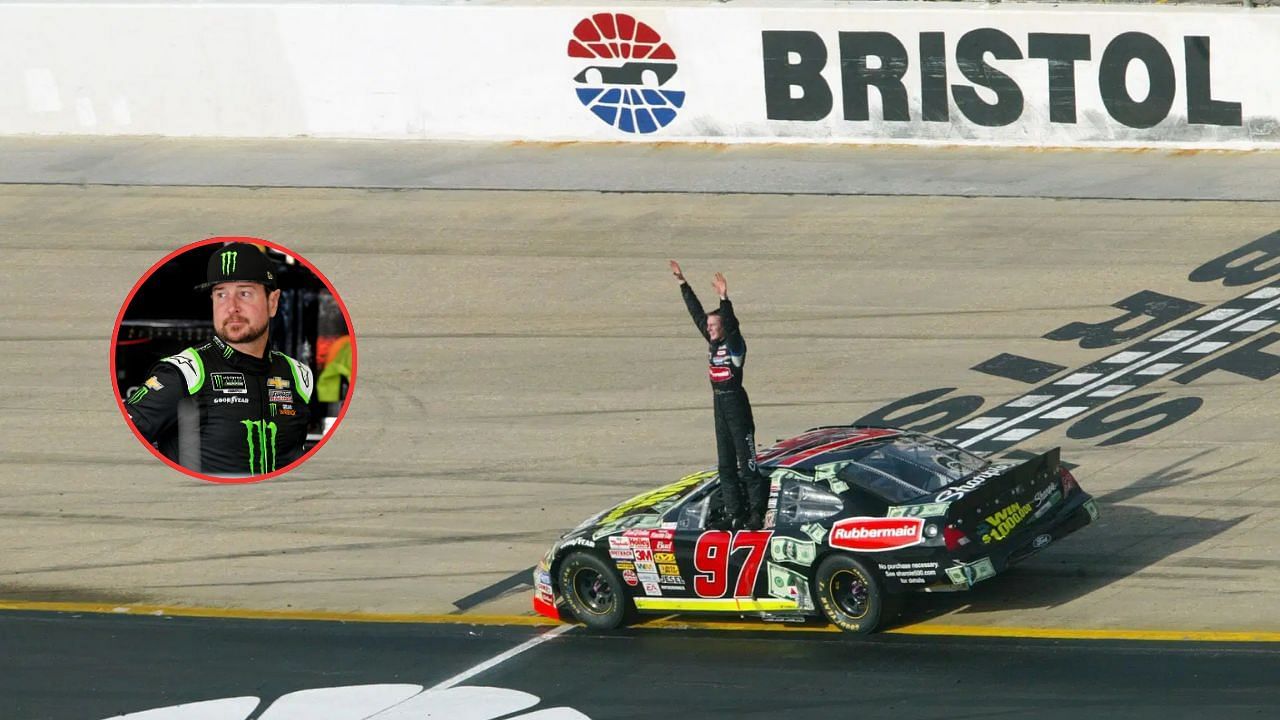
[427,623,575,691]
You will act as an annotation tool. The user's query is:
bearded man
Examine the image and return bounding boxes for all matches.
[126,242,313,476]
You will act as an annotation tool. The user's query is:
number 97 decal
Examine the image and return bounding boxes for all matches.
[693,530,773,598]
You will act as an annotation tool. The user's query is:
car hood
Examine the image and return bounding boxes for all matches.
[564,470,715,540]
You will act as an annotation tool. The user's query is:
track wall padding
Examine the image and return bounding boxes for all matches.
[2,2,1277,148]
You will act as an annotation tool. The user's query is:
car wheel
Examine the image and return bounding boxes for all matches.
[813,554,901,634]
[557,551,632,631]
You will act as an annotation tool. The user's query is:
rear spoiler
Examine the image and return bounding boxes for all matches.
[933,448,1061,534]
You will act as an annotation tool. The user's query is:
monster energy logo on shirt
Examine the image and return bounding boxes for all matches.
[240,418,278,473]
[221,250,237,275]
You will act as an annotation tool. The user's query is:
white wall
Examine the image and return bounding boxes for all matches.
[3,2,1277,148]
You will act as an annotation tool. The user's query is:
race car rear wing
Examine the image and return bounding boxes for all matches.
[933,448,1062,547]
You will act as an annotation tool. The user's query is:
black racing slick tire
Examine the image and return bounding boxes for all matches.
[557,551,633,631]
[814,554,901,634]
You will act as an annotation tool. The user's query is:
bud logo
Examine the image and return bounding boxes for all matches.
[568,13,684,134]
[829,517,925,552]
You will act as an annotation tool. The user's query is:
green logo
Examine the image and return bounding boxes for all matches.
[127,387,148,404]
[211,372,245,390]
[220,250,238,275]
[240,419,278,474]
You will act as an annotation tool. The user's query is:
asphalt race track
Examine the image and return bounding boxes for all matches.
[4,610,1280,720]
[2,139,1279,717]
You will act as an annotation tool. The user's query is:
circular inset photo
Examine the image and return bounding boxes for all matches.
[111,237,356,482]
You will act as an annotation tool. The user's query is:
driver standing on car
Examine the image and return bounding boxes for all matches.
[670,260,767,531]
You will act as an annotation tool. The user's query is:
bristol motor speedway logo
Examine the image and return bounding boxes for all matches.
[568,13,684,134]
[829,517,926,552]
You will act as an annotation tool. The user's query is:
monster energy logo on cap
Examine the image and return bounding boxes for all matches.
[197,241,279,291]
[240,419,278,474]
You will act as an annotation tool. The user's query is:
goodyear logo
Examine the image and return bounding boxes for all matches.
[568,13,684,134]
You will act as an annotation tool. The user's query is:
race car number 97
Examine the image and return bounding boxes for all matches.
[694,530,772,598]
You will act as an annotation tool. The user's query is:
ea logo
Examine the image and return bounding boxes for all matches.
[568,13,685,134]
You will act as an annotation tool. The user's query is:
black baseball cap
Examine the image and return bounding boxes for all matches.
[195,242,278,291]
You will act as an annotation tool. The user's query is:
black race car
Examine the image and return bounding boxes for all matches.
[533,425,1098,633]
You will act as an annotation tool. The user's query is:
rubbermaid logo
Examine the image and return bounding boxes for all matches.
[568,13,685,134]
[829,517,926,552]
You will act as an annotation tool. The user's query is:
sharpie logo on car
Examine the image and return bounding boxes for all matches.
[934,464,1013,503]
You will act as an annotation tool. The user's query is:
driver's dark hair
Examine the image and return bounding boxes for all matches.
[706,309,722,318]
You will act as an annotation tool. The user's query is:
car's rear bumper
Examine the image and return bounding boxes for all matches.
[940,491,1099,590]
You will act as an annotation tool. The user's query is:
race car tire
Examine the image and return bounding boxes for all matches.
[557,551,633,631]
[813,554,901,634]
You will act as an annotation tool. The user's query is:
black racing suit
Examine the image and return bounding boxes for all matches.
[681,282,766,526]
[125,335,313,476]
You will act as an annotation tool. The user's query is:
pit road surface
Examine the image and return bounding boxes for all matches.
[4,610,1280,720]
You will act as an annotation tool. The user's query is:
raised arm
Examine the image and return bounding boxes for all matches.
[671,260,710,341]
[712,271,739,336]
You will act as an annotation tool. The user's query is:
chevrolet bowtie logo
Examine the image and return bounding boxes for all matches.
[267,376,290,390]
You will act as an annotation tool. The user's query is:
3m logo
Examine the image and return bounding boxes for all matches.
[220,250,237,275]
[568,13,684,134]
[829,517,926,552]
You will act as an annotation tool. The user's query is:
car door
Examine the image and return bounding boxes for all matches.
[625,481,775,612]
[678,527,774,610]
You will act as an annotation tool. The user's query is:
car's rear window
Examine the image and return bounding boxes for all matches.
[830,434,988,501]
